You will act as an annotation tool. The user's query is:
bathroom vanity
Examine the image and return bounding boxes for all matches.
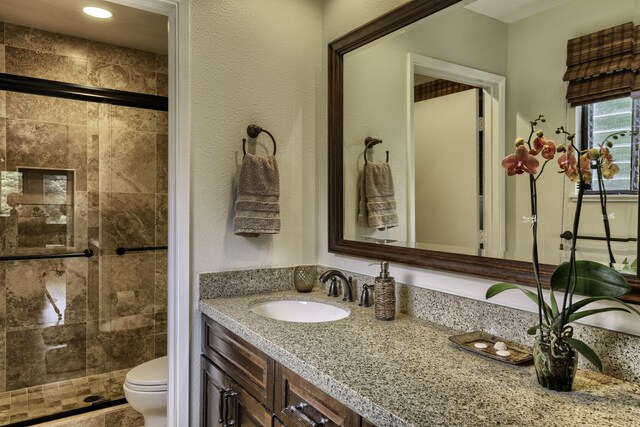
[200,289,640,427]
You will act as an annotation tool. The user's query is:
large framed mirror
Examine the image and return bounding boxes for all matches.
[328,0,640,302]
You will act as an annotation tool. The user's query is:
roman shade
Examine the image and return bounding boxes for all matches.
[414,79,476,102]
[564,22,638,107]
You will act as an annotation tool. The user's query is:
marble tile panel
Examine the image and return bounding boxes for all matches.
[72,191,88,252]
[155,194,167,246]
[156,111,168,133]
[0,23,4,44]
[155,54,167,74]
[5,24,87,59]
[109,128,156,194]
[0,118,4,172]
[0,90,5,119]
[0,45,5,74]
[154,333,166,359]
[0,264,5,332]
[111,106,156,132]
[88,135,99,195]
[5,47,87,85]
[6,259,66,329]
[88,192,99,229]
[6,92,87,125]
[86,257,99,322]
[5,120,87,191]
[155,252,167,313]
[0,335,5,393]
[61,257,88,325]
[6,325,86,390]
[100,253,155,319]
[99,192,155,254]
[87,62,156,95]
[87,41,155,72]
[104,407,144,427]
[156,73,168,97]
[87,316,155,373]
[156,133,167,194]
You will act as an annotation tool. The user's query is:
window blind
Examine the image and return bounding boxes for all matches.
[564,22,637,107]
[414,79,476,102]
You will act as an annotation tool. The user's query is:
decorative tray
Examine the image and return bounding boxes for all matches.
[448,331,533,365]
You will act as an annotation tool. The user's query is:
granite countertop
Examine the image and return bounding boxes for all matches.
[200,290,640,426]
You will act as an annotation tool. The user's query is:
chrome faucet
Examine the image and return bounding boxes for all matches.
[318,270,354,302]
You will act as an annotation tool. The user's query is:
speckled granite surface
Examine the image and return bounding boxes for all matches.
[199,266,300,299]
[200,265,640,383]
[200,290,640,427]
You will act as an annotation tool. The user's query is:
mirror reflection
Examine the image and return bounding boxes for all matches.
[342,0,639,273]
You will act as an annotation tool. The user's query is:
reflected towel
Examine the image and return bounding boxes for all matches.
[358,162,398,230]
[233,153,280,237]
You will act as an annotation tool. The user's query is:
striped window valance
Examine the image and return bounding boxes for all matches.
[564,22,638,107]
[414,79,476,102]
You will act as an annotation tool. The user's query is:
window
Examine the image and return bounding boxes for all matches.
[581,96,640,193]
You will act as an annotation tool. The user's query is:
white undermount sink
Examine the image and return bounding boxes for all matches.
[250,300,350,323]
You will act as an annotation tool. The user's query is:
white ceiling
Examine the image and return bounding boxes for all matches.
[0,0,168,54]
[464,0,569,24]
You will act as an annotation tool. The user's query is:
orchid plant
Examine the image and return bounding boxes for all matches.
[486,115,640,372]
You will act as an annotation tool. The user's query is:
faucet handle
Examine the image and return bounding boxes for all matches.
[359,283,374,307]
[327,277,339,297]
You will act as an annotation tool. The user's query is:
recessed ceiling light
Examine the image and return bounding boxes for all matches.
[83,7,113,19]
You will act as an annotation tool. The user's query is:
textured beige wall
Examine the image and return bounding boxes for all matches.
[189,0,322,422]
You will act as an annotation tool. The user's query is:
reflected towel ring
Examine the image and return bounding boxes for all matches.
[364,137,389,164]
[243,124,277,157]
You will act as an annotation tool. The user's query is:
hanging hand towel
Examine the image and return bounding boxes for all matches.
[233,153,280,237]
[358,162,398,230]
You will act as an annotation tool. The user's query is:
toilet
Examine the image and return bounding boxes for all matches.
[123,356,168,427]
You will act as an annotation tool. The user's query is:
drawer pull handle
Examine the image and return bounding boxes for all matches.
[286,402,328,427]
[224,390,238,427]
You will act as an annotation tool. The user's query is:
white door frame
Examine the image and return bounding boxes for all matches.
[407,53,505,257]
[104,0,190,425]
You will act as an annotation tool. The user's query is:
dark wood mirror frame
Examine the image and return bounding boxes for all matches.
[327,0,640,303]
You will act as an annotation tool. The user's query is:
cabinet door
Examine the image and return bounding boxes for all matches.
[360,419,377,427]
[201,356,226,427]
[225,377,273,427]
[275,364,359,427]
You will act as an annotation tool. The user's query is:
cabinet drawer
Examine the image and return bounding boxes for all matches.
[276,364,359,427]
[202,316,273,407]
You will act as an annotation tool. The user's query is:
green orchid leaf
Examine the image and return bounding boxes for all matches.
[550,260,630,297]
[527,325,539,335]
[486,283,552,320]
[564,307,630,324]
[549,289,559,317]
[564,337,602,371]
[565,296,640,319]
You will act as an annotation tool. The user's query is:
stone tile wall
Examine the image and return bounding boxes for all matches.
[0,21,167,396]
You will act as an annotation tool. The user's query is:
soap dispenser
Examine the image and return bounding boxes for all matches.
[374,261,396,320]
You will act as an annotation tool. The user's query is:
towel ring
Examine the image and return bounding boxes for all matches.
[364,137,389,164]
[242,124,277,157]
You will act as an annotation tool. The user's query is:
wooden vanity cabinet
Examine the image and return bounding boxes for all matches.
[275,364,359,427]
[201,316,375,427]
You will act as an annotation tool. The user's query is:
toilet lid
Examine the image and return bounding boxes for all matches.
[125,356,168,388]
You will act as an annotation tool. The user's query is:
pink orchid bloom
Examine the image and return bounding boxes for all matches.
[502,145,540,176]
[532,137,556,160]
[558,147,592,184]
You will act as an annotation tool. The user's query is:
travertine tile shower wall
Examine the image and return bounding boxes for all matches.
[0,22,167,392]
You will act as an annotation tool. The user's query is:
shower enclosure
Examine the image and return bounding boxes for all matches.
[0,22,168,424]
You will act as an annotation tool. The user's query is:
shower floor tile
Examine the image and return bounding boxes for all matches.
[0,369,128,426]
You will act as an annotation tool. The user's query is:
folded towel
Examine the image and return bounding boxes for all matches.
[358,162,398,230]
[233,153,280,236]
